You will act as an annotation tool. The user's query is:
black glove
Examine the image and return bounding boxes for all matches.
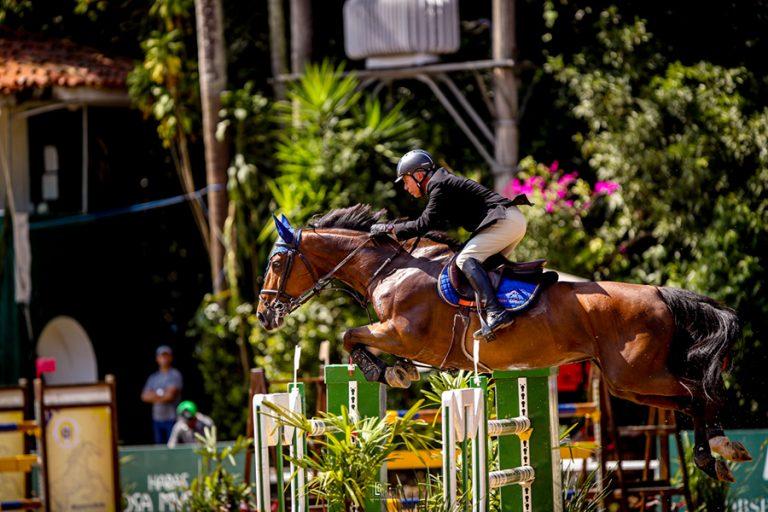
[370,223,394,236]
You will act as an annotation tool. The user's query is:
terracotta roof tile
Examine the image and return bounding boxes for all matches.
[0,31,133,95]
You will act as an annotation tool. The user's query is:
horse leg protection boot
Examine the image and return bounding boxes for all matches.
[461,257,515,336]
[349,345,388,384]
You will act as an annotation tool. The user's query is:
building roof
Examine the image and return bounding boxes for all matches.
[0,31,133,95]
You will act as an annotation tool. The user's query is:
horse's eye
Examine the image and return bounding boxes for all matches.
[272,260,282,269]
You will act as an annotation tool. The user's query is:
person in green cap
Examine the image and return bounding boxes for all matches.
[166,400,214,448]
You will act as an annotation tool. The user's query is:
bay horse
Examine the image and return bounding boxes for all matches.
[257,205,750,482]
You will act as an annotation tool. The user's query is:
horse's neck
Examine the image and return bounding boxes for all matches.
[302,230,391,294]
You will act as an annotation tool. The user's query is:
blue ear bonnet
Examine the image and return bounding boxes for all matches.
[269,214,302,260]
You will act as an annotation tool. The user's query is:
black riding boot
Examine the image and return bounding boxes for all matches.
[461,257,515,336]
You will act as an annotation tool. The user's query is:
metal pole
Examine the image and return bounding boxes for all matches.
[492,0,519,192]
[417,75,498,169]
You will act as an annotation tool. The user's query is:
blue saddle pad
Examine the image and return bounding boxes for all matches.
[437,265,541,311]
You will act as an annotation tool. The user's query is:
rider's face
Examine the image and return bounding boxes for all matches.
[403,173,424,198]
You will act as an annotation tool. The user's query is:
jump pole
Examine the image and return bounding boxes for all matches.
[442,367,562,512]
[252,358,386,512]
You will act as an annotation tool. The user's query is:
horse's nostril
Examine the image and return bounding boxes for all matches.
[257,312,266,324]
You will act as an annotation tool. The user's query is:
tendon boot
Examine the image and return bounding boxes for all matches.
[461,257,515,341]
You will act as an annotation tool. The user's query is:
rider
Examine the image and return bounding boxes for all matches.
[370,149,531,336]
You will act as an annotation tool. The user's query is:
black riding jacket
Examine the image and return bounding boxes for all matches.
[392,168,531,241]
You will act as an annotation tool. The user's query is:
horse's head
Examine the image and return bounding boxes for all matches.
[257,215,317,331]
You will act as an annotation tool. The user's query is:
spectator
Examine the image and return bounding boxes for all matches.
[141,345,183,444]
[167,400,214,448]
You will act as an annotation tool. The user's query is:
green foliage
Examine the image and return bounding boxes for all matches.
[238,63,421,380]
[537,7,768,420]
[0,0,32,22]
[128,0,199,147]
[422,370,474,408]
[271,61,420,223]
[562,469,610,512]
[218,84,276,304]
[188,293,254,439]
[182,428,254,511]
[264,400,433,510]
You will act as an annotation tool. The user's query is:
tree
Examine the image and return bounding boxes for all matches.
[513,6,768,424]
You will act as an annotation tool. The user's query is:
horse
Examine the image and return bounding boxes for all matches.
[257,204,751,482]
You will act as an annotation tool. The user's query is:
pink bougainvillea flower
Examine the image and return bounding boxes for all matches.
[594,180,620,195]
[545,201,555,213]
[558,172,578,187]
[564,200,574,208]
[526,176,545,192]
[556,186,568,199]
[503,178,523,197]
[549,160,559,173]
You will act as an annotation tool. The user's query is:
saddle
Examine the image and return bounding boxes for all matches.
[438,254,558,310]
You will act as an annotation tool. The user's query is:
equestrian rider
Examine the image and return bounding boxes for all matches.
[370,149,531,336]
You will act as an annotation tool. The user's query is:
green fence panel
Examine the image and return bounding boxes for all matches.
[120,443,247,511]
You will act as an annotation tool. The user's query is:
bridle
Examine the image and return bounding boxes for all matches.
[259,230,406,321]
[260,228,455,373]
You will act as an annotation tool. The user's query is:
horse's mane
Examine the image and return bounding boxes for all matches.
[308,204,461,251]
[309,204,384,231]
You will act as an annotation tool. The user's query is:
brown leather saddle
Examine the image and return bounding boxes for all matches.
[446,254,552,302]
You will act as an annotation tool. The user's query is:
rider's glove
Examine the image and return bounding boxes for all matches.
[370,223,394,236]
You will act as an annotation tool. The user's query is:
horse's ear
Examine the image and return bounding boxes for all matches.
[280,214,293,229]
[273,214,295,245]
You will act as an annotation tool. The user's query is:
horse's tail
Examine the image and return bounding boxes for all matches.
[658,287,741,400]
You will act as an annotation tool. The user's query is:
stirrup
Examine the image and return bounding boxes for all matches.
[474,324,497,342]
[473,310,514,342]
[472,291,511,342]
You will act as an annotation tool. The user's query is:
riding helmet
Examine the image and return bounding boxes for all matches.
[177,400,198,419]
[395,149,436,182]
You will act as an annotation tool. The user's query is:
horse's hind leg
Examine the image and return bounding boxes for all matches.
[705,388,752,462]
[690,400,735,482]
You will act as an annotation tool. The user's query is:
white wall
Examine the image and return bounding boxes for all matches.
[37,316,98,385]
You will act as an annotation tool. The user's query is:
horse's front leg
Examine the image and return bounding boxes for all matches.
[343,322,419,388]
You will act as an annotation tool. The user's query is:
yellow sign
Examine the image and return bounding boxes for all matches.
[46,406,115,512]
[0,410,26,499]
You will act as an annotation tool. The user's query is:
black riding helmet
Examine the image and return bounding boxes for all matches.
[395,149,436,183]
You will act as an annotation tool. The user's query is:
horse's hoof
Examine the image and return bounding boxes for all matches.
[710,437,754,462]
[395,360,420,382]
[385,367,412,389]
[728,441,753,462]
[715,460,735,483]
